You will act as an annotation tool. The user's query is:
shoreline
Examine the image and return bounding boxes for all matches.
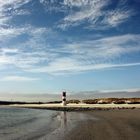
[8,103,140,111]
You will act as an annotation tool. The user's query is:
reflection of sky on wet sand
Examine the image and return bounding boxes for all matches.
[45,111,99,140]
[57,112,68,133]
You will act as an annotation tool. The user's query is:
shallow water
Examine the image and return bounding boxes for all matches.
[0,107,98,140]
[0,107,60,140]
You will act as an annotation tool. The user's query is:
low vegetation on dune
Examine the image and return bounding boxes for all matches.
[82,99,98,104]
[82,98,140,104]
[66,99,81,104]
[0,98,140,105]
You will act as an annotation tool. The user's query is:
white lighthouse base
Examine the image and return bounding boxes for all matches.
[62,101,67,106]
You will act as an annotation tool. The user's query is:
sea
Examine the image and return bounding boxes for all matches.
[0,106,97,140]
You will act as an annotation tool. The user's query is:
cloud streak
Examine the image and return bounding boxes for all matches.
[0,76,39,82]
[0,0,139,76]
[0,0,31,26]
[57,0,135,29]
[28,61,140,75]
[0,32,140,75]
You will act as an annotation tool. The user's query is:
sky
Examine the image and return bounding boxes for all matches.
[0,0,140,94]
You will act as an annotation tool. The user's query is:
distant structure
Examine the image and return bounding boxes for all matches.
[62,91,66,106]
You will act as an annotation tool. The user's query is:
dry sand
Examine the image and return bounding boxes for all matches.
[63,109,140,140]
[10,103,140,109]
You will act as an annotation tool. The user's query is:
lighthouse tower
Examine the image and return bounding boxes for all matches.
[62,91,66,106]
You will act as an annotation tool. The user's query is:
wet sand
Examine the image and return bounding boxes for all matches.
[63,109,140,140]
[7,104,140,140]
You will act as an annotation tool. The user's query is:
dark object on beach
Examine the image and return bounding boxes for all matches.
[0,101,44,105]
[0,101,26,105]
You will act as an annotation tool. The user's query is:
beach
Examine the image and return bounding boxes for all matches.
[10,103,140,111]
[1,105,140,140]
[64,109,140,140]
[0,106,97,140]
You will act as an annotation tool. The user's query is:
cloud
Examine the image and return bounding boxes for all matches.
[0,32,140,75]
[60,34,140,58]
[28,62,140,75]
[22,34,140,75]
[0,48,50,68]
[0,27,26,41]
[105,9,133,27]
[0,0,139,76]
[57,0,135,29]
[0,56,11,65]
[0,25,49,44]
[0,76,39,81]
[0,0,136,31]
[102,0,135,27]
[0,0,31,26]
[0,48,18,53]
[101,88,140,93]
[0,26,56,69]
[60,0,107,28]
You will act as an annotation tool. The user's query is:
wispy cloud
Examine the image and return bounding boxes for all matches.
[0,76,39,82]
[20,34,140,75]
[0,25,56,70]
[105,9,133,27]
[102,0,135,27]
[0,32,140,75]
[0,0,31,26]
[28,61,140,75]
[0,0,139,76]
[0,20,140,74]
[0,27,26,42]
[0,26,48,42]
[57,0,135,29]
[0,0,135,31]
[100,88,140,93]
[59,0,108,29]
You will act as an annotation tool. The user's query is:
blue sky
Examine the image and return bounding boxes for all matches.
[0,0,140,94]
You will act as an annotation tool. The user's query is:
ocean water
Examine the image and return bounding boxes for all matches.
[0,107,98,140]
[0,107,61,140]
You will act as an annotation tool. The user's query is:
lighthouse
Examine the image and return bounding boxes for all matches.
[62,91,66,106]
